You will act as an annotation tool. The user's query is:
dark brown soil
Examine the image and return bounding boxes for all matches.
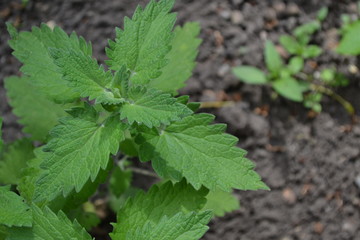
[1,0,360,239]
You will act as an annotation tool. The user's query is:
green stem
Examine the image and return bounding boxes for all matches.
[310,84,355,116]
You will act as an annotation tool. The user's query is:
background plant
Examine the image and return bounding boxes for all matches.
[233,7,355,115]
[0,0,267,239]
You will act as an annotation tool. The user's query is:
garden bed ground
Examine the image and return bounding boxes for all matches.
[1,0,360,239]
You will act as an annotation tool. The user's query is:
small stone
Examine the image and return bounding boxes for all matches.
[217,64,230,77]
[219,9,231,19]
[46,20,56,30]
[264,8,277,21]
[286,3,300,16]
[313,222,324,234]
[355,175,360,189]
[231,11,244,24]
[273,2,286,13]
[282,188,296,204]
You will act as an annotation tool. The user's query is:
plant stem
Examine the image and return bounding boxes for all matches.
[310,84,355,116]
[129,167,159,178]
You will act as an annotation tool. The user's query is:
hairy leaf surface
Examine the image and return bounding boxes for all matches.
[5,76,70,141]
[0,186,32,227]
[139,114,268,192]
[8,24,92,102]
[120,87,192,128]
[34,109,125,202]
[110,180,208,239]
[106,0,176,84]
[149,22,202,94]
[50,49,123,104]
[7,205,92,240]
[125,211,212,240]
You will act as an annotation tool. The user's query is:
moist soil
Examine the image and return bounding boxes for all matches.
[1,0,360,239]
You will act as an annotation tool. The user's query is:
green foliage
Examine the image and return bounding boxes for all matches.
[233,6,353,114]
[265,40,283,75]
[0,138,35,185]
[110,181,211,240]
[5,76,72,141]
[149,22,202,94]
[337,21,360,55]
[0,186,32,228]
[0,118,3,153]
[3,0,267,238]
[7,205,92,240]
[138,114,268,192]
[202,189,240,217]
[232,66,267,84]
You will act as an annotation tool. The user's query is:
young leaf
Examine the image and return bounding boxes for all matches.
[7,205,92,240]
[287,56,304,74]
[317,7,328,22]
[5,76,71,141]
[302,45,322,58]
[232,66,268,84]
[125,211,212,240]
[106,0,176,85]
[293,21,320,45]
[149,22,202,94]
[265,40,283,75]
[272,77,304,102]
[0,186,32,227]
[50,48,124,104]
[119,87,193,128]
[33,109,126,202]
[279,35,301,55]
[0,138,35,185]
[138,114,268,192]
[7,23,92,102]
[202,189,240,217]
[110,164,133,198]
[337,21,360,55]
[110,180,209,240]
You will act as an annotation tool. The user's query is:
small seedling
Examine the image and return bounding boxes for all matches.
[0,0,267,239]
[233,7,354,115]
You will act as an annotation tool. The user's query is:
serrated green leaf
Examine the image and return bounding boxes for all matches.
[33,109,126,202]
[202,189,240,217]
[0,186,32,227]
[110,180,209,240]
[279,35,301,55]
[138,114,268,192]
[119,87,192,128]
[5,76,72,141]
[337,21,360,55]
[106,0,176,85]
[293,21,320,45]
[265,41,283,75]
[273,77,304,102]
[126,211,212,240]
[149,22,202,94]
[8,24,92,102]
[232,66,268,84]
[7,205,92,240]
[0,138,35,185]
[50,48,124,104]
[287,56,304,74]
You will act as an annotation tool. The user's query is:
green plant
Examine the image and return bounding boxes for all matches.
[338,1,360,55]
[233,7,354,115]
[0,0,268,239]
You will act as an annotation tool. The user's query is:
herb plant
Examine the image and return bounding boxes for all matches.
[233,7,354,115]
[0,0,268,239]
[338,2,360,55]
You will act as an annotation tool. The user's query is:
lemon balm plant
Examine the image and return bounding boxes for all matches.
[0,0,268,239]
